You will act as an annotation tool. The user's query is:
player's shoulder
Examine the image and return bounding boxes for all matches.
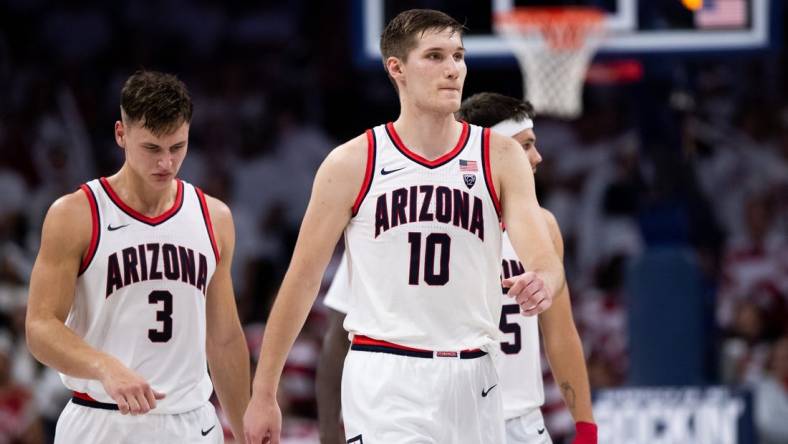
[486,128,521,156]
[199,192,231,217]
[486,128,529,190]
[47,187,93,224]
[41,187,94,251]
[193,190,234,258]
[322,132,370,173]
[197,191,233,231]
[332,132,369,160]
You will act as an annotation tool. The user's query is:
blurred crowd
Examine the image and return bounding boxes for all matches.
[1,1,787,443]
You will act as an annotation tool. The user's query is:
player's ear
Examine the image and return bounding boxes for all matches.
[114,121,126,149]
[386,56,405,81]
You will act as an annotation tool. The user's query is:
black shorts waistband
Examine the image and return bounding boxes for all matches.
[72,392,119,410]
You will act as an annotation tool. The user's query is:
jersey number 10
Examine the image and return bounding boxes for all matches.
[407,232,450,285]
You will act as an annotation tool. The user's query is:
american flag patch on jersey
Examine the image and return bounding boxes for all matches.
[459,159,478,172]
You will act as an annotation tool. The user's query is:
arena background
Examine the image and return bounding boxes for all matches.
[0,1,786,443]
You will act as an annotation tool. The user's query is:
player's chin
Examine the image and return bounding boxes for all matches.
[437,100,462,115]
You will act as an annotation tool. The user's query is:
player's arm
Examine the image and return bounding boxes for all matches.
[537,209,597,442]
[203,195,250,441]
[492,132,565,314]
[316,308,349,444]
[25,191,163,415]
[244,134,367,444]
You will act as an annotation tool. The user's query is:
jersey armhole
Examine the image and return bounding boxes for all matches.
[481,128,502,219]
[351,129,377,216]
[195,187,221,263]
[78,184,100,276]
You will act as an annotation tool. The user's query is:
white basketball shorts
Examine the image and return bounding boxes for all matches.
[505,408,552,444]
[55,397,222,444]
[341,336,505,443]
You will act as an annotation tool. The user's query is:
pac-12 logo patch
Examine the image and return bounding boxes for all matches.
[463,173,476,189]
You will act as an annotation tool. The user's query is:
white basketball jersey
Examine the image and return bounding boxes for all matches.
[343,122,502,350]
[499,231,544,419]
[62,178,217,414]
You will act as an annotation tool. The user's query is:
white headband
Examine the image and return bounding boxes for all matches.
[490,117,533,138]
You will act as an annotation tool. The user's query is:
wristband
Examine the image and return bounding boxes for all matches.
[571,421,597,444]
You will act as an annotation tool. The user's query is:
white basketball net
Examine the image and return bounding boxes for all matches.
[495,9,605,119]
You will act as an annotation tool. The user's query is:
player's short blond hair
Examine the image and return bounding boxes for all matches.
[380,9,464,82]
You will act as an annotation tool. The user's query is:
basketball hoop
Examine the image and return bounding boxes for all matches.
[494,7,606,119]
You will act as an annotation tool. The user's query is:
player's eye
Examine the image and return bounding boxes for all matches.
[453,52,464,61]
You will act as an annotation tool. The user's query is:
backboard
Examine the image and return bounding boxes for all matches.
[354,0,778,67]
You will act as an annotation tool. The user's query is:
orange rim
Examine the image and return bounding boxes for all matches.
[495,7,605,50]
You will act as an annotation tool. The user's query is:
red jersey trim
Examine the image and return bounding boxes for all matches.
[99,177,184,226]
[72,391,98,402]
[352,335,432,353]
[481,128,502,218]
[385,121,470,169]
[195,187,220,263]
[351,129,377,216]
[78,184,100,276]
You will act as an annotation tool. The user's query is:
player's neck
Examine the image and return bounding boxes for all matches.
[392,110,462,160]
[106,166,179,217]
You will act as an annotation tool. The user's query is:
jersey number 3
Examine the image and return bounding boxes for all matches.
[407,232,451,285]
[148,290,173,342]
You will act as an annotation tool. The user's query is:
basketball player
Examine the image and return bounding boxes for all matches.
[243,9,565,443]
[25,70,250,443]
[316,93,597,444]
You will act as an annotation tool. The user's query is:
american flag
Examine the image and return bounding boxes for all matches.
[459,159,478,172]
[695,0,747,29]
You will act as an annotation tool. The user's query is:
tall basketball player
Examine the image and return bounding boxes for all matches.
[25,71,250,443]
[244,9,565,444]
[316,93,597,444]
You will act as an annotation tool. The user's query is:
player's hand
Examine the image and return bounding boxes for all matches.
[243,393,282,444]
[502,271,553,316]
[98,357,166,415]
[571,421,597,444]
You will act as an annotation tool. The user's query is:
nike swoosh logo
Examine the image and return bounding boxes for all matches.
[380,166,406,175]
[201,425,215,436]
[481,384,497,397]
[107,223,130,231]
[537,428,545,435]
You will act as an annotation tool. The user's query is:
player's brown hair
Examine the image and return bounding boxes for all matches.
[456,92,535,127]
[120,70,193,136]
[380,9,464,89]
